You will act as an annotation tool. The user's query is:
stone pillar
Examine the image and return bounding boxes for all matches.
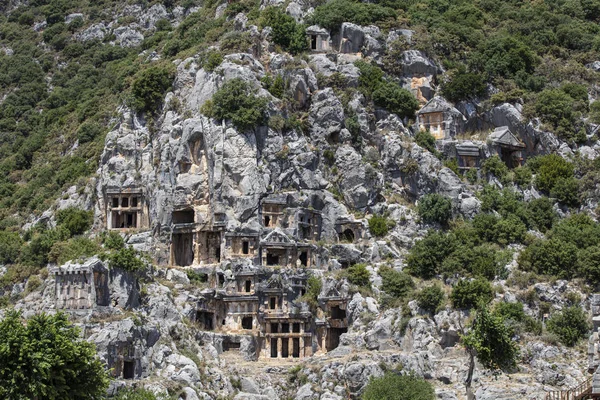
[107,206,112,229]
[300,337,304,358]
[277,338,282,359]
[288,337,293,359]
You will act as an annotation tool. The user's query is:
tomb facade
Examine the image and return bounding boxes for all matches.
[417,96,466,140]
[105,189,149,230]
[50,258,109,310]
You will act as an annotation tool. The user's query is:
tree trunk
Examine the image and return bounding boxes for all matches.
[465,348,475,400]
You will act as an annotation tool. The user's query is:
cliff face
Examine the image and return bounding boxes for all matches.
[2,0,600,399]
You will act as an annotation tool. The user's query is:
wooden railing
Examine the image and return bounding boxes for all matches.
[545,377,593,400]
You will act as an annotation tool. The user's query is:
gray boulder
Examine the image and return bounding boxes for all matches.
[401,50,438,77]
[114,26,144,48]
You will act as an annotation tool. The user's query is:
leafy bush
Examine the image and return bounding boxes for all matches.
[201,78,268,131]
[203,50,223,72]
[368,215,390,237]
[577,246,600,286]
[48,237,102,265]
[261,7,307,54]
[372,83,419,119]
[518,239,578,278]
[130,66,174,113]
[406,231,457,279]
[550,213,600,249]
[441,67,486,102]
[442,244,500,279]
[186,270,208,284]
[550,177,580,207]
[347,263,370,288]
[25,275,43,293]
[102,231,125,250]
[547,306,589,347]
[494,214,527,246]
[107,247,146,272]
[532,154,575,194]
[513,166,532,186]
[379,267,414,298]
[20,227,70,267]
[415,130,437,154]
[471,35,537,80]
[0,311,109,399]
[362,372,435,400]
[418,194,452,226]
[417,284,445,313]
[76,122,103,144]
[309,0,396,31]
[355,61,384,96]
[56,207,93,236]
[463,305,519,372]
[0,231,22,264]
[114,388,159,400]
[261,74,285,98]
[526,197,557,233]
[354,61,418,119]
[302,275,322,309]
[481,155,508,182]
[450,278,494,309]
[493,301,542,335]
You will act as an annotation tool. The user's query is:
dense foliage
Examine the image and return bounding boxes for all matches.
[347,263,371,288]
[416,284,445,313]
[418,194,452,226]
[201,78,268,131]
[547,306,590,346]
[463,306,519,371]
[379,267,414,298]
[0,310,109,399]
[261,7,307,54]
[362,372,435,400]
[355,60,419,119]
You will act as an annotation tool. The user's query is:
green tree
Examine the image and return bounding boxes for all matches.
[372,83,419,119]
[379,267,414,298]
[525,197,557,233]
[518,238,578,278]
[415,130,437,154]
[56,207,93,236]
[513,166,532,187]
[577,246,600,286]
[0,231,22,264]
[418,194,452,226]
[261,7,307,54]
[131,66,174,113]
[533,154,575,194]
[302,275,322,309]
[0,310,109,399]
[547,306,589,346]
[368,215,389,237]
[201,78,268,131]
[550,177,580,207]
[309,0,396,32]
[481,155,509,182]
[450,278,494,309]
[107,246,146,272]
[362,372,435,400]
[441,67,486,102]
[347,263,370,288]
[416,284,445,313]
[114,388,159,400]
[462,306,519,391]
[406,231,457,279]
